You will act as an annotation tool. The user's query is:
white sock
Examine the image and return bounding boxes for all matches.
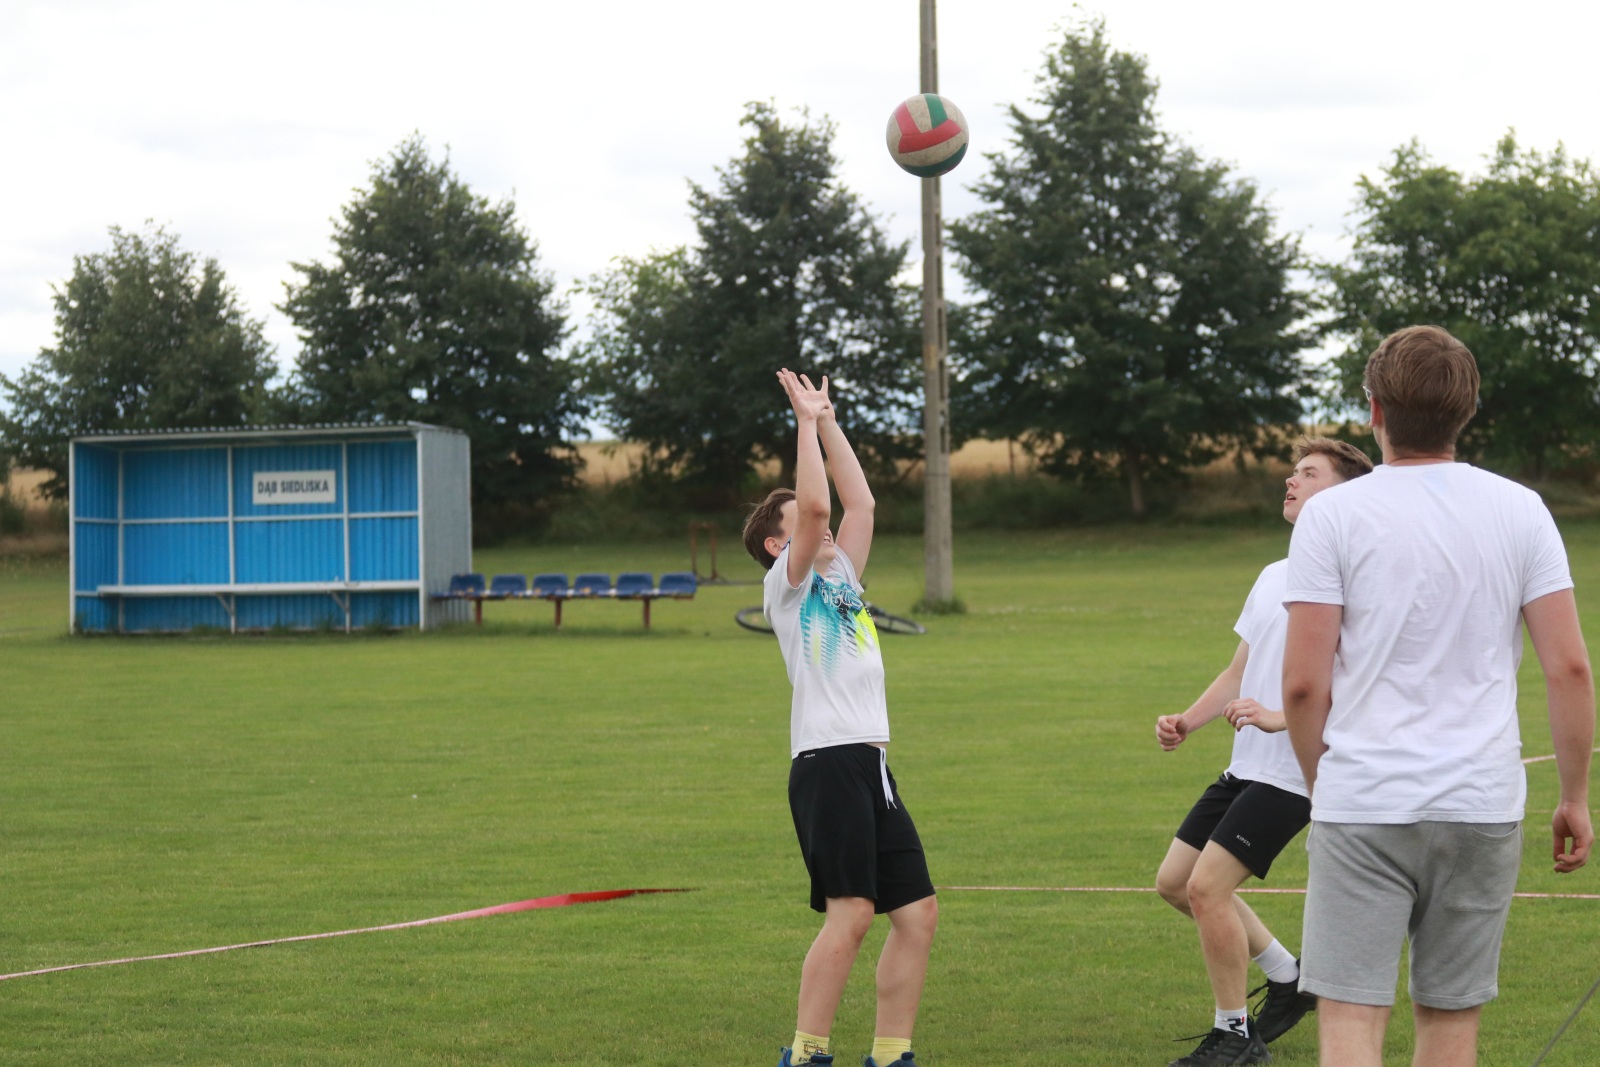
[1215,1008,1249,1035]
[1253,939,1299,984]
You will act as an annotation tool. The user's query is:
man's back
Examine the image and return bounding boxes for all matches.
[1286,462,1572,822]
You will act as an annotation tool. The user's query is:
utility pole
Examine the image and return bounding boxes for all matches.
[919,0,955,606]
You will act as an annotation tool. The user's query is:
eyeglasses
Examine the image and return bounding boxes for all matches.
[1362,385,1373,401]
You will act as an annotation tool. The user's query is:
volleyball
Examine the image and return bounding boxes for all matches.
[885,93,969,178]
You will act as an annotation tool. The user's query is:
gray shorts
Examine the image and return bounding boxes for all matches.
[1301,821,1522,1010]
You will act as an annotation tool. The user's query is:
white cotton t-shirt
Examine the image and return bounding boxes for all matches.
[1285,462,1573,824]
[1225,559,1307,798]
[764,545,890,758]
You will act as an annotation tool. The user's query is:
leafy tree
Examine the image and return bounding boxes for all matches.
[948,19,1312,515]
[0,224,275,499]
[1323,134,1600,478]
[281,135,582,519]
[580,102,922,494]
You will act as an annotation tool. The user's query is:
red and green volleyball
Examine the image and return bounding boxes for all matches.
[885,93,969,178]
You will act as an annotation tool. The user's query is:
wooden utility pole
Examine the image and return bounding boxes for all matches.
[919,0,955,605]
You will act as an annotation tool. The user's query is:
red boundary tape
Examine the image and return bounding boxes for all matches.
[0,888,692,983]
[938,885,1600,900]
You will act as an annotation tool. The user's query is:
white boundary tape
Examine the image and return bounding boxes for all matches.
[936,749,1600,901]
[1523,746,1600,765]
[938,885,1600,899]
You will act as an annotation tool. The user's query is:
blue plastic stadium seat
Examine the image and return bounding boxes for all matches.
[571,572,612,597]
[448,573,486,598]
[614,572,654,599]
[488,573,528,599]
[657,572,698,598]
[530,573,569,599]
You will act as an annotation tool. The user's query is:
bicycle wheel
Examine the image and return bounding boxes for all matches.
[734,606,774,634]
[866,603,926,635]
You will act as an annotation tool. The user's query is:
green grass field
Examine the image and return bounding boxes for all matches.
[2,527,1597,1066]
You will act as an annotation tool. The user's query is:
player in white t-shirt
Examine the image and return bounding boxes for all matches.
[1283,326,1594,1067]
[742,369,936,1067]
[1155,438,1373,1066]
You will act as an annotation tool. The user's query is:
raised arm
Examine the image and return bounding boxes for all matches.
[1283,601,1342,796]
[1157,640,1249,750]
[1523,588,1595,873]
[815,390,875,578]
[780,369,833,589]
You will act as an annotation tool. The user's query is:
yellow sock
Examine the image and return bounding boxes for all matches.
[793,1031,830,1062]
[870,1036,913,1063]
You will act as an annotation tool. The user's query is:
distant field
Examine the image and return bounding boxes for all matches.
[6,466,51,506]
[2,525,1597,1065]
[577,437,1041,484]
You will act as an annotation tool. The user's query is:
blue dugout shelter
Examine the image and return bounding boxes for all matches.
[70,423,471,633]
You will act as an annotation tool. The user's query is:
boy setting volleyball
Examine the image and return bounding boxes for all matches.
[743,370,937,1067]
[1156,438,1372,1065]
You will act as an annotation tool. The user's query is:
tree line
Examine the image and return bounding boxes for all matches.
[5,18,1600,524]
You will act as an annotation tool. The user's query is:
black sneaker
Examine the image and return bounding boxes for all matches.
[1167,1021,1271,1066]
[1251,970,1317,1043]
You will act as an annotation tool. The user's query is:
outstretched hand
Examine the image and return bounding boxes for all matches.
[778,368,834,424]
[1224,699,1286,733]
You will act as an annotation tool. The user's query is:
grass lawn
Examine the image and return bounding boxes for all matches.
[1,525,1597,1065]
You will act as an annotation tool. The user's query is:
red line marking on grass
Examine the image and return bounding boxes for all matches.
[0,888,692,983]
[939,886,1600,900]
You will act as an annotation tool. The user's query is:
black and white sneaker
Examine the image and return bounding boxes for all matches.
[1251,970,1317,1043]
[1167,1020,1271,1066]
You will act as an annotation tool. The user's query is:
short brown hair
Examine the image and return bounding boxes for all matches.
[742,488,795,570]
[1363,326,1479,455]
[1294,437,1374,483]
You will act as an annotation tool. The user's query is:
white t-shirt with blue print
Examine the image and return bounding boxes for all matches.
[765,544,890,759]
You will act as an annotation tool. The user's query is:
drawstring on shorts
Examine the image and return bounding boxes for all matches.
[879,748,896,809]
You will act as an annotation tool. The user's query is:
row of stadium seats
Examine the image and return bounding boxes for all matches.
[437,571,698,628]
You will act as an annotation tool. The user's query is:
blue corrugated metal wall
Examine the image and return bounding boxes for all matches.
[124,522,230,584]
[351,591,419,628]
[71,430,449,633]
[74,596,114,633]
[73,523,117,592]
[348,440,418,512]
[235,519,344,583]
[124,448,228,518]
[124,596,232,632]
[73,445,119,520]
[235,593,344,631]
[349,518,418,581]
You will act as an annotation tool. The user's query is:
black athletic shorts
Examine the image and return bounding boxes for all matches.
[1174,772,1311,879]
[788,743,935,914]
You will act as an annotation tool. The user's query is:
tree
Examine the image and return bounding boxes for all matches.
[948,20,1312,516]
[281,135,583,519]
[0,224,275,499]
[1323,134,1600,478]
[580,102,922,494]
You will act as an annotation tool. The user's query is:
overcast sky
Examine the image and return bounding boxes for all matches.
[4,0,1599,399]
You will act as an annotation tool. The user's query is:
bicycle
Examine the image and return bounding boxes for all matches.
[734,602,926,636]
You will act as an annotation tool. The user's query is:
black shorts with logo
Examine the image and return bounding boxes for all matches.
[1174,772,1311,879]
[788,743,935,914]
